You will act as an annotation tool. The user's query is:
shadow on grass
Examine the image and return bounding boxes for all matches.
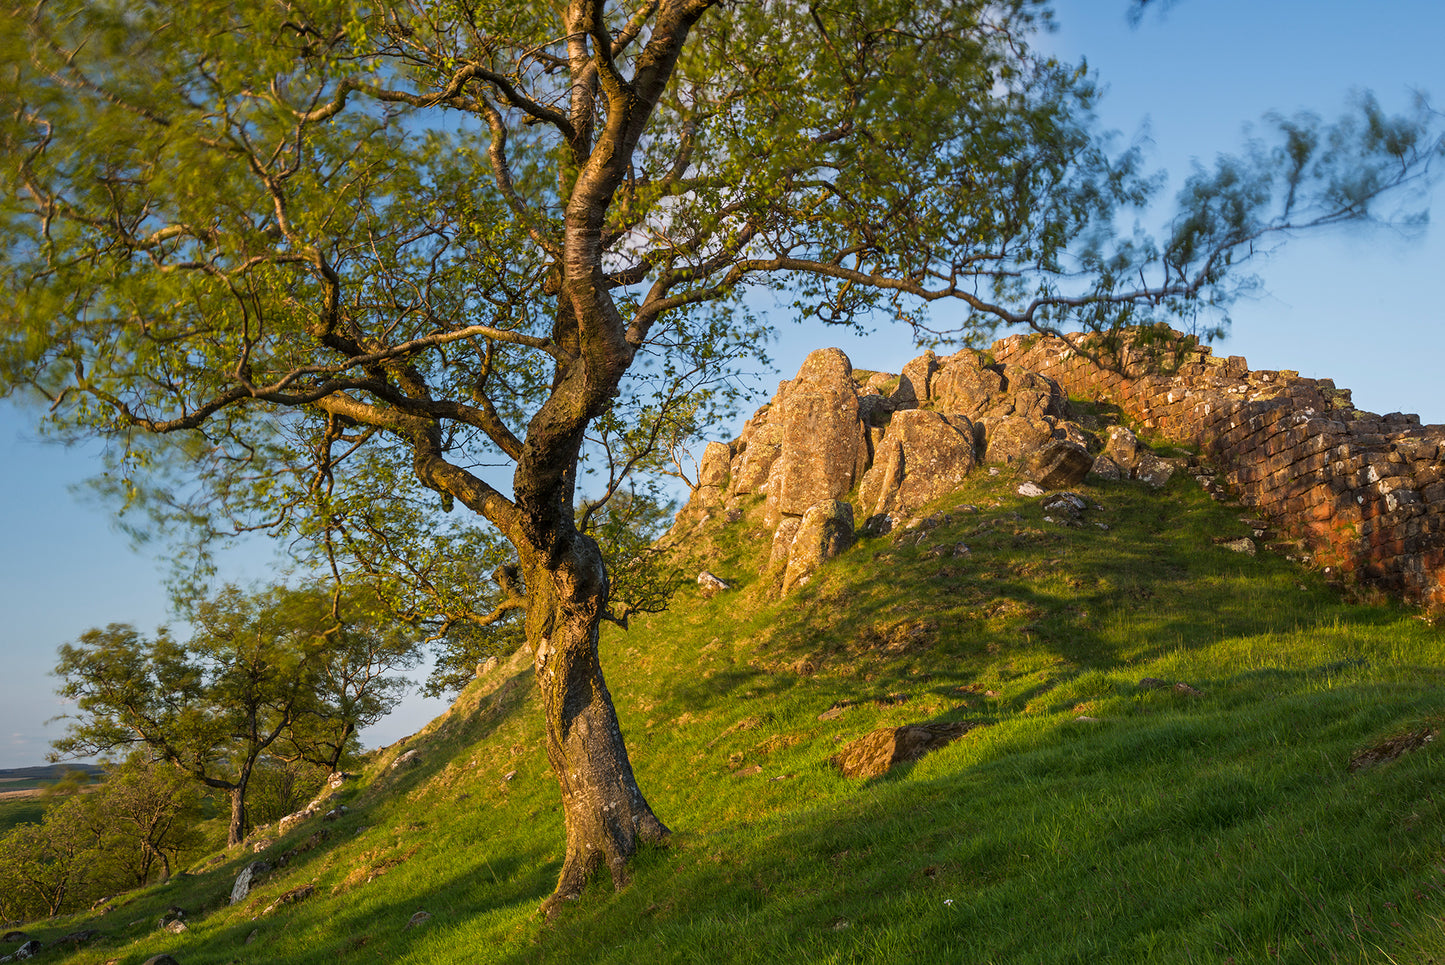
[497,675,1445,965]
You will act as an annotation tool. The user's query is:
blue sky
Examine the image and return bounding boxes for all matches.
[2,0,1443,770]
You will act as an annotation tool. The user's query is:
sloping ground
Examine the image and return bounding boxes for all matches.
[6,468,1445,965]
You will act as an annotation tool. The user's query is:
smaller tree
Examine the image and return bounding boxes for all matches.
[91,756,204,885]
[53,583,419,845]
[0,798,95,918]
[52,593,311,846]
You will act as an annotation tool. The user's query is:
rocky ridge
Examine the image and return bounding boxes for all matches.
[671,327,1445,610]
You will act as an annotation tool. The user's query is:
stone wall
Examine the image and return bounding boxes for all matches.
[990,329,1445,609]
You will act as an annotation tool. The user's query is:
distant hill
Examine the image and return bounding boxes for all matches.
[0,763,105,783]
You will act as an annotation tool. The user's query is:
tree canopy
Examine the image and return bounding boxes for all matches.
[3,0,1439,910]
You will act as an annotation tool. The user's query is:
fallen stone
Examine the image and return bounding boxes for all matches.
[406,911,433,928]
[1023,439,1095,489]
[1348,726,1437,772]
[391,749,421,769]
[278,804,319,834]
[11,941,42,960]
[1089,455,1123,481]
[233,860,272,904]
[1040,491,1087,516]
[1133,451,1176,488]
[1017,481,1045,497]
[53,929,101,948]
[697,570,731,595]
[831,721,978,778]
[262,884,315,917]
[1218,537,1257,556]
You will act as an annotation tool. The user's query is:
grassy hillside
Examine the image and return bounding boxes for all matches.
[6,468,1444,964]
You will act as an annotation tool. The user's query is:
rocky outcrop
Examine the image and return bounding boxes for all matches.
[764,348,870,526]
[673,326,1445,610]
[781,500,856,594]
[673,346,1097,595]
[857,409,976,520]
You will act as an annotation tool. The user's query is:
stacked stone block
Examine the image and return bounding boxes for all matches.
[991,330,1445,609]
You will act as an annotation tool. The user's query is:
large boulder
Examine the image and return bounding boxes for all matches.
[1098,425,1177,487]
[781,500,856,595]
[697,440,733,490]
[890,351,939,408]
[995,363,1068,421]
[763,516,803,581]
[857,409,977,520]
[929,351,1006,417]
[978,415,1053,466]
[232,860,271,904]
[764,349,869,522]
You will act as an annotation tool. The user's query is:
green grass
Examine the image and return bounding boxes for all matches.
[0,796,46,832]
[8,471,1445,964]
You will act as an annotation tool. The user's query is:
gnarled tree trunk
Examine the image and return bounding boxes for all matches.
[523,535,668,916]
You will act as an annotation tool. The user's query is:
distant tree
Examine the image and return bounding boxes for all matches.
[244,758,330,827]
[0,797,94,918]
[52,583,414,844]
[3,0,1438,909]
[52,590,314,847]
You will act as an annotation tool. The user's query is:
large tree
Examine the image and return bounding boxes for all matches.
[2,0,1438,911]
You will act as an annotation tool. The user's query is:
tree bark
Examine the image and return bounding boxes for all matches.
[227,784,247,848]
[523,534,668,917]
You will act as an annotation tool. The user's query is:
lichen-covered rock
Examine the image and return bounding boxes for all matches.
[1133,451,1177,488]
[781,500,856,595]
[978,415,1053,465]
[231,860,271,905]
[697,441,733,489]
[1089,454,1123,480]
[996,363,1069,421]
[730,424,783,495]
[763,516,803,580]
[1103,426,1141,467]
[857,409,976,521]
[929,350,1006,417]
[697,571,731,595]
[891,350,939,408]
[765,349,869,521]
